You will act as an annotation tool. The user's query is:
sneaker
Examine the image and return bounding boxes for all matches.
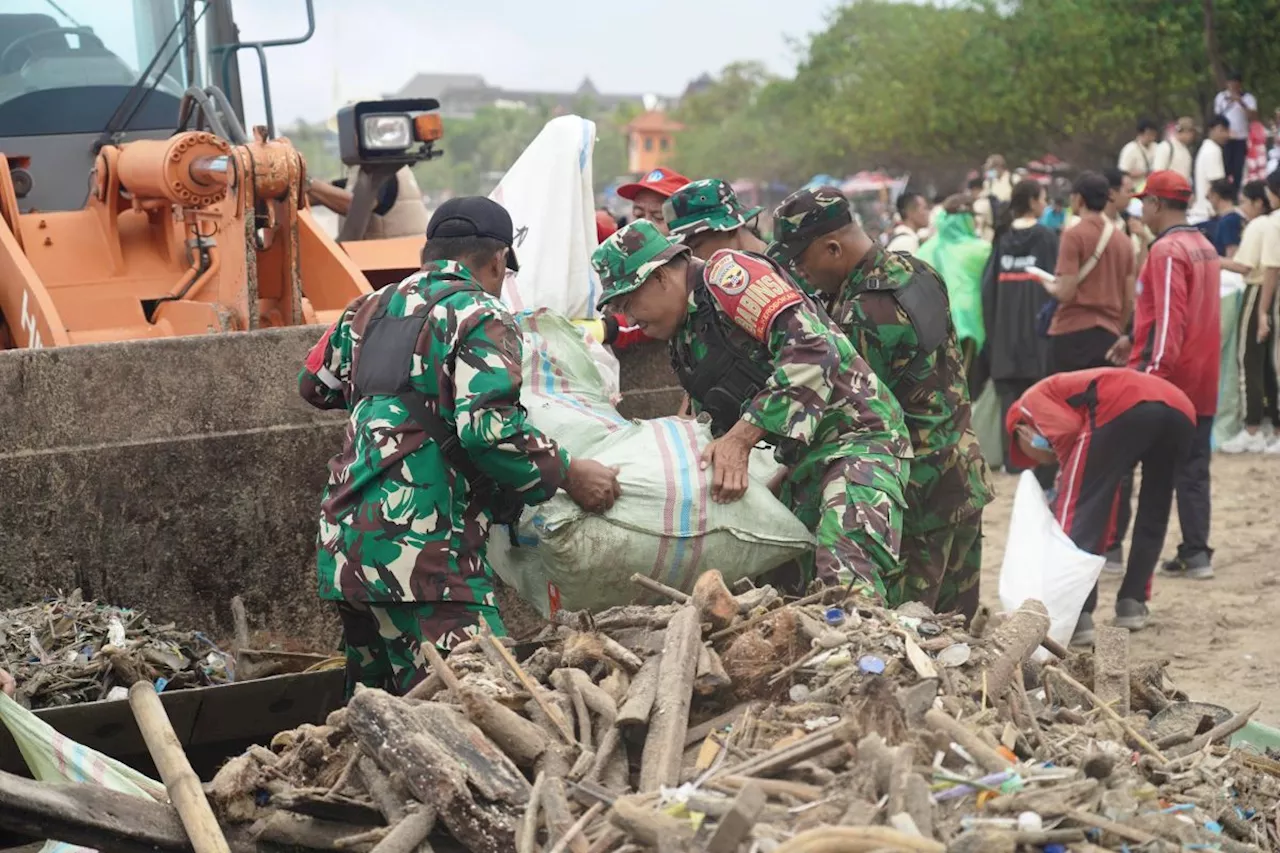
[1102,545,1124,575]
[1265,438,1280,455]
[1113,598,1149,630]
[1219,431,1268,453]
[1070,611,1096,647]
[1160,552,1214,579]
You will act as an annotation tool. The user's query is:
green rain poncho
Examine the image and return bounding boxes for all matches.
[916,212,991,350]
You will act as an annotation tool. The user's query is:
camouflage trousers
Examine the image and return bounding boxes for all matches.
[336,599,507,697]
[895,514,983,622]
[787,456,905,599]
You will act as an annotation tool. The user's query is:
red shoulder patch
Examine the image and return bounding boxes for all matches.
[703,250,803,340]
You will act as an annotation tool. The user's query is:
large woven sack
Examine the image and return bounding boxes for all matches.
[489,311,813,616]
[0,692,166,853]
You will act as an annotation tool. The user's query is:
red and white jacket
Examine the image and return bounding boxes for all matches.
[1128,224,1221,415]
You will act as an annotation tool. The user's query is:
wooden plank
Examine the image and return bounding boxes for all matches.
[704,782,765,853]
[638,606,702,791]
[1092,626,1130,717]
[0,769,190,853]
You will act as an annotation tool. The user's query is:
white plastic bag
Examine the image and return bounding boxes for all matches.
[490,311,813,616]
[0,692,166,853]
[491,115,602,322]
[998,471,1105,654]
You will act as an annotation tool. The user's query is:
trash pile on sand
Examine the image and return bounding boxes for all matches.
[208,573,1280,852]
[0,590,232,708]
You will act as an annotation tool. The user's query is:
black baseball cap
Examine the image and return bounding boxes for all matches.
[426,197,520,271]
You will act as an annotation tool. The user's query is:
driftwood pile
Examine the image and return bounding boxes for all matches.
[0,590,232,708]
[205,573,1280,853]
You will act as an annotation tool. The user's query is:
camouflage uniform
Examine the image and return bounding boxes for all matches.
[770,187,994,620]
[663,179,763,241]
[591,221,913,599]
[299,261,569,694]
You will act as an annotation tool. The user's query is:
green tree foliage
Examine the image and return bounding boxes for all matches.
[672,0,1280,185]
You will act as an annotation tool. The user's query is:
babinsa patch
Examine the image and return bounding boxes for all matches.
[703,250,803,340]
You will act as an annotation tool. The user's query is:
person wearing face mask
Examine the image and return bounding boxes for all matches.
[615,167,691,235]
[591,220,914,605]
[1007,368,1196,646]
[300,197,621,696]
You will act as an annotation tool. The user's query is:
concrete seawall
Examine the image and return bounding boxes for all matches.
[1,329,681,647]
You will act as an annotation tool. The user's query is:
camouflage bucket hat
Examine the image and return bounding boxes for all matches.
[592,219,690,311]
[663,178,764,240]
[766,185,853,263]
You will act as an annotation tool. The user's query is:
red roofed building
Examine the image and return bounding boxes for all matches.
[626,111,684,174]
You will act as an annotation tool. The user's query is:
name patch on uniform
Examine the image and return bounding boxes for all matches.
[704,250,804,340]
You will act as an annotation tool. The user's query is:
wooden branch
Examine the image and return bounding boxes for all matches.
[0,770,190,853]
[609,795,695,848]
[631,573,691,604]
[770,825,945,853]
[417,641,462,694]
[704,782,765,853]
[542,777,588,853]
[923,708,1013,774]
[355,757,408,824]
[616,654,661,728]
[366,809,433,853]
[639,606,702,791]
[708,590,826,641]
[978,601,1049,701]
[129,681,231,853]
[546,802,604,853]
[487,635,577,745]
[1043,667,1167,765]
[715,719,858,780]
[457,685,550,768]
[230,596,251,652]
[252,812,378,852]
[1167,702,1261,759]
[517,772,545,853]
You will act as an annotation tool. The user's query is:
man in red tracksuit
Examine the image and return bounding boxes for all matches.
[1008,368,1196,645]
[1108,170,1222,580]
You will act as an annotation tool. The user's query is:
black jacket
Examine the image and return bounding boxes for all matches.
[981,223,1057,381]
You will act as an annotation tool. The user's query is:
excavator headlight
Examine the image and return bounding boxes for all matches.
[361,114,413,151]
[337,98,442,167]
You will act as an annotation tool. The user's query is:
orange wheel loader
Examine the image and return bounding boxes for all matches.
[0,2,436,656]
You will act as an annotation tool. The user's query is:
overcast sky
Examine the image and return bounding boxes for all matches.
[229,0,837,125]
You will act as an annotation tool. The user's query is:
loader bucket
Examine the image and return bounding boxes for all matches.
[0,328,345,647]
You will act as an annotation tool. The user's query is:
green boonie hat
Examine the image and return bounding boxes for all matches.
[591,219,690,311]
[663,178,764,240]
[766,185,853,264]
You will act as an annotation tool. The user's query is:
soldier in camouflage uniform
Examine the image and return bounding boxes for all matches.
[591,220,914,600]
[301,197,620,696]
[665,179,769,259]
[767,186,994,621]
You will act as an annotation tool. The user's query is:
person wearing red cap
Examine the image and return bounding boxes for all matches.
[1108,169,1221,580]
[1006,368,1196,645]
[615,167,691,235]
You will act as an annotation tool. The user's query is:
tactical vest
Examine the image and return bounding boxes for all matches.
[853,262,950,387]
[339,166,430,240]
[350,280,523,542]
[670,277,773,438]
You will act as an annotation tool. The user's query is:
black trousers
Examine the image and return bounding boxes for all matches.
[1239,287,1279,428]
[1049,327,1118,374]
[1050,402,1193,613]
[1223,139,1247,189]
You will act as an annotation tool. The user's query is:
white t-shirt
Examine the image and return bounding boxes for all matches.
[885,224,921,255]
[1261,209,1280,271]
[1193,138,1225,217]
[1151,138,1193,182]
[1118,140,1156,176]
[1214,90,1258,140]
[1234,215,1271,285]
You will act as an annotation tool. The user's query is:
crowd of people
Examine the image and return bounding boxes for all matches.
[297,77,1278,695]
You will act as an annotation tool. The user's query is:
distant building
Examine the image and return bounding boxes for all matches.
[390,73,665,119]
[626,111,684,174]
